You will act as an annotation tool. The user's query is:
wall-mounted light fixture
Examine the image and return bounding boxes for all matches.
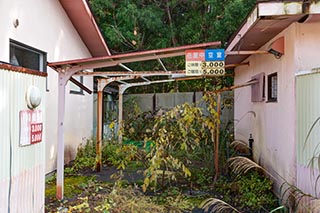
[25,85,41,109]
[268,37,284,59]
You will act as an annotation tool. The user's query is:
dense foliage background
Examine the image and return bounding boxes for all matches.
[89,0,256,92]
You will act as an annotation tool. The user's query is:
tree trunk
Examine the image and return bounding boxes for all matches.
[165,0,177,46]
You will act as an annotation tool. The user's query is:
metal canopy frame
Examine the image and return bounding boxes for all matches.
[48,0,320,201]
[48,41,260,200]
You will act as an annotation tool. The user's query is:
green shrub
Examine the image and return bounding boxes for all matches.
[233,171,278,210]
[236,172,276,210]
[212,171,278,211]
[103,141,147,170]
[67,139,96,173]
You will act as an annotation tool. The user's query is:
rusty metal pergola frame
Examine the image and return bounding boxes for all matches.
[47,41,269,200]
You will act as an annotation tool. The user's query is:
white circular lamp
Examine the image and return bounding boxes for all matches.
[25,85,41,109]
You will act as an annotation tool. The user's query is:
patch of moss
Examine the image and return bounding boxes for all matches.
[126,160,144,171]
[45,175,93,199]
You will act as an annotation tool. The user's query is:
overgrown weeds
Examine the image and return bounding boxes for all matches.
[46,95,285,212]
[65,139,97,174]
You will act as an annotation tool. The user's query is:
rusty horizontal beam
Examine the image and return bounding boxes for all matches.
[48,41,221,69]
[226,50,269,55]
[225,62,250,68]
[174,74,234,81]
[74,70,185,76]
[0,63,48,77]
[54,52,187,71]
[207,79,259,94]
[70,77,92,94]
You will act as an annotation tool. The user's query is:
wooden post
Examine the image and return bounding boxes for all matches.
[56,73,67,200]
[56,67,81,200]
[214,93,221,183]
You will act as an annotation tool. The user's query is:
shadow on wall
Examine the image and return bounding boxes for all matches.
[64,145,76,164]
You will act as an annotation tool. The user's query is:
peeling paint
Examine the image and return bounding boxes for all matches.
[56,185,63,200]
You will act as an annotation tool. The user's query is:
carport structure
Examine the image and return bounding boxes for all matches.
[48,41,267,199]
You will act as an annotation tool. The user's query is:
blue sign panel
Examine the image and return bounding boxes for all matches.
[205,49,225,61]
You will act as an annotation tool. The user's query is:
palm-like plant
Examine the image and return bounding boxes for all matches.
[200,198,240,213]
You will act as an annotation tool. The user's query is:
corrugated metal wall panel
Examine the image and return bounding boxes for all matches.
[0,68,46,213]
[296,72,320,199]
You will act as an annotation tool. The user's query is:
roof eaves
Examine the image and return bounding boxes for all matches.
[225,0,320,64]
[59,0,110,57]
[226,5,259,52]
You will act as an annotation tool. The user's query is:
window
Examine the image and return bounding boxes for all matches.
[267,73,277,102]
[69,76,84,95]
[251,72,265,102]
[10,39,47,72]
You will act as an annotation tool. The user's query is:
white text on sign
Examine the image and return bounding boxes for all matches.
[30,123,43,144]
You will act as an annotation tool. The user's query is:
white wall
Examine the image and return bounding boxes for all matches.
[0,0,94,173]
[234,23,298,193]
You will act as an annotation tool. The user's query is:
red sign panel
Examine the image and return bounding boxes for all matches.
[185,50,205,76]
[30,123,43,144]
[185,49,205,61]
[20,110,43,146]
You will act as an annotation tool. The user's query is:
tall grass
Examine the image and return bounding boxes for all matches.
[303,117,320,196]
[200,198,240,213]
[227,156,320,212]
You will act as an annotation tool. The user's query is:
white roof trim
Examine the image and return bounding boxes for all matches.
[258,2,302,16]
[226,1,320,54]
[226,7,258,52]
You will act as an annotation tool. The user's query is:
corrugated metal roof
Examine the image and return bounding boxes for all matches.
[48,41,221,71]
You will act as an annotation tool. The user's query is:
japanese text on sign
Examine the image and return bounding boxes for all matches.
[185,49,205,75]
[205,49,225,61]
[185,49,225,76]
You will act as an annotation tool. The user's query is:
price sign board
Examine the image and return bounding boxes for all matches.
[185,49,225,76]
[185,49,205,76]
[205,49,225,61]
[201,61,225,76]
[20,110,43,146]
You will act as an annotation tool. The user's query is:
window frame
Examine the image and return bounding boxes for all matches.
[267,72,278,102]
[9,39,47,73]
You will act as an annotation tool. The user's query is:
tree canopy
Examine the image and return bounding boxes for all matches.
[89,0,256,92]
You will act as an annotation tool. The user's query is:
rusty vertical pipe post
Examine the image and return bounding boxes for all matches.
[118,86,124,144]
[95,79,103,172]
[214,93,221,183]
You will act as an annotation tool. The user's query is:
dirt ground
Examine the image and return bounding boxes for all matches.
[45,166,207,213]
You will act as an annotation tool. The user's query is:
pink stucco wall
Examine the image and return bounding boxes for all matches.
[234,21,320,197]
[234,24,296,193]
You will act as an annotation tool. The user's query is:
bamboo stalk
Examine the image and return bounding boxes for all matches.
[214,93,221,182]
